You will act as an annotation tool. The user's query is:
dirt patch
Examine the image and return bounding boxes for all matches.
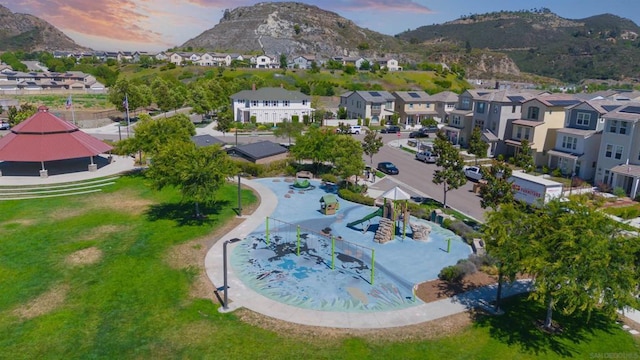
[415,272,499,303]
[88,190,154,215]
[13,284,69,320]
[235,307,477,341]
[65,247,103,266]
[80,224,129,241]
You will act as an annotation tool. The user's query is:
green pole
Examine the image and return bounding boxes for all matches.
[296,225,301,256]
[331,236,335,270]
[266,217,270,245]
[447,237,451,253]
[371,249,375,285]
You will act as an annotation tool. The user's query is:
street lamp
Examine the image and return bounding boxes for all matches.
[237,173,242,216]
[222,238,241,310]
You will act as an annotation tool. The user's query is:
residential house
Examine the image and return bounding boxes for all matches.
[230,86,313,124]
[393,91,436,128]
[375,58,402,71]
[153,52,169,62]
[474,90,538,157]
[594,102,640,197]
[210,53,232,67]
[0,69,104,92]
[169,52,186,66]
[505,94,581,167]
[443,89,497,147]
[427,91,458,123]
[339,91,396,124]
[546,100,625,181]
[290,55,316,69]
[255,55,279,69]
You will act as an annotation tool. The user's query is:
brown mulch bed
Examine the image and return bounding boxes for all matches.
[415,272,499,303]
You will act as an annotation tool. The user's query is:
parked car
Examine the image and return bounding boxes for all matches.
[409,126,439,138]
[348,125,362,134]
[415,151,438,163]
[463,166,484,181]
[380,125,401,134]
[0,122,10,130]
[377,161,399,175]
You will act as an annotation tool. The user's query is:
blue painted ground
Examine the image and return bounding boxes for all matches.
[231,178,472,312]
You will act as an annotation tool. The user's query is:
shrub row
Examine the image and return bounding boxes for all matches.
[337,188,375,206]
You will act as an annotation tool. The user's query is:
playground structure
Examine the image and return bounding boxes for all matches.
[319,194,340,215]
[347,186,414,244]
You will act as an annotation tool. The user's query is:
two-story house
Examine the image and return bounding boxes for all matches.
[594,103,640,197]
[546,100,625,181]
[393,91,436,128]
[289,55,316,69]
[255,55,279,69]
[474,90,539,158]
[230,86,313,124]
[375,58,401,71]
[506,94,581,167]
[340,91,396,124]
[444,89,496,147]
[426,91,458,124]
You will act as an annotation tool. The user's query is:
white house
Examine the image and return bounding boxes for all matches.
[230,86,313,124]
[255,55,278,69]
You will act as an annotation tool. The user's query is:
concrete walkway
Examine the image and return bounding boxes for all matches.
[204,178,531,329]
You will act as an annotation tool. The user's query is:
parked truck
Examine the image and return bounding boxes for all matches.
[509,171,563,206]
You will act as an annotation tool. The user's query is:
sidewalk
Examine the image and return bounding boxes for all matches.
[204,178,531,329]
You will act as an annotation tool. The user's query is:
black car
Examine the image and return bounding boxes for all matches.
[377,161,399,175]
[380,125,401,134]
[409,126,439,138]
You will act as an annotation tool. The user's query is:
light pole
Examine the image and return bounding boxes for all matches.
[223,238,241,310]
[237,173,242,216]
[569,172,576,197]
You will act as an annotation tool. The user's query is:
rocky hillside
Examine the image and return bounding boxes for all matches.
[0,4,89,52]
[398,9,640,82]
[180,2,403,58]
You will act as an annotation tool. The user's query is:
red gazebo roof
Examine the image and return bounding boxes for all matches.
[0,106,113,162]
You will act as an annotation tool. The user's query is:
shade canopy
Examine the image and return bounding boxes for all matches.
[0,106,112,162]
[381,186,411,201]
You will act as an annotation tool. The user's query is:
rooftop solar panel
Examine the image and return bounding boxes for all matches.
[369,91,381,97]
[408,92,421,98]
[548,100,580,107]
[620,106,640,114]
[507,96,525,102]
[602,105,622,112]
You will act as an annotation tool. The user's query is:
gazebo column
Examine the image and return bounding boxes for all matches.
[39,161,48,178]
[88,156,97,172]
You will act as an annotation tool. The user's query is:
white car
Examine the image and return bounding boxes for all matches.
[463,166,484,181]
[415,151,437,163]
[0,122,10,130]
[348,125,362,134]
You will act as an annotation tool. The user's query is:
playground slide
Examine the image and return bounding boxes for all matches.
[347,207,383,228]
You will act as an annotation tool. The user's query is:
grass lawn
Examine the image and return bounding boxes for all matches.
[0,173,637,359]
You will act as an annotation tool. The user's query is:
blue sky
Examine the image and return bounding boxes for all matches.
[1,0,638,51]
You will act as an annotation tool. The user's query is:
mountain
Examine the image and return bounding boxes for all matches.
[0,4,89,52]
[180,2,403,59]
[397,9,640,83]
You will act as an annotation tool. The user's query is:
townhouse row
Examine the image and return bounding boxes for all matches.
[231,86,640,198]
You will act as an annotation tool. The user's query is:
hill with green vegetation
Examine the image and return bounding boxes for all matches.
[397,9,640,83]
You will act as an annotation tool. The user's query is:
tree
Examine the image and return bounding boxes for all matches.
[216,109,234,136]
[468,126,489,165]
[151,78,177,115]
[273,120,303,145]
[432,131,467,208]
[420,117,438,127]
[188,84,213,120]
[290,127,334,174]
[513,139,535,172]
[523,199,640,330]
[7,103,37,126]
[337,106,348,119]
[359,60,371,71]
[478,160,514,210]
[279,54,288,69]
[361,129,383,164]
[332,136,365,185]
[482,202,531,312]
[121,113,195,157]
[146,141,237,218]
[108,78,144,113]
[343,64,357,75]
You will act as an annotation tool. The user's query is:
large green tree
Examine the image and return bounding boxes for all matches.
[146,141,236,217]
[432,131,467,208]
[332,136,365,185]
[479,160,514,210]
[273,120,304,145]
[361,129,383,164]
[117,113,195,157]
[468,126,489,165]
[7,103,37,126]
[151,78,177,115]
[290,127,334,174]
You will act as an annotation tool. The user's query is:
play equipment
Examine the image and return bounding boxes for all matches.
[373,187,412,244]
[347,207,383,227]
[320,194,340,215]
[292,179,311,188]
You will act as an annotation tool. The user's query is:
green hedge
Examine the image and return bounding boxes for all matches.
[337,188,375,206]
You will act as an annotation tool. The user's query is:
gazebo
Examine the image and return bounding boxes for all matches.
[0,106,113,177]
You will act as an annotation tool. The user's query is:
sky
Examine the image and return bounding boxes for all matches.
[2,0,639,52]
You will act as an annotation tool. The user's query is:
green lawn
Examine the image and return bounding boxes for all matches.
[0,174,637,359]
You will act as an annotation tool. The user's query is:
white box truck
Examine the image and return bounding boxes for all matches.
[509,171,563,206]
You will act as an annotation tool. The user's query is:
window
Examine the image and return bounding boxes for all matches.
[527,106,540,120]
[576,112,591,126]
[620,121,628,135]
[475,120,484,128]
[512,105,516,113]
[605,144,613,158]
[452,115,461,126]
[372,104,381,110]
[283,100,290,107]
[409,103,414,109]
[385,101,393,109]
[446,103,455,109]
[476,102,486,114]
[615,145,623,160]
[263,100,269,107]
[251,100,258,107]
[273,100,279,107]
[516,126,522,139]
[461,98,470,109]
[493,105,499,114]
[608,120,618,133]
[562,136,577,150]
[302,100,307,106]
[524,127,531,140]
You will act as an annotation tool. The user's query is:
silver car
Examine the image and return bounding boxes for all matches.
[415,151,437,163]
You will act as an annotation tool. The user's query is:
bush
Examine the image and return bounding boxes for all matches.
[321,173,338,184]
[456,259,477,276]
[444,219,480,244]
[613,187,627,197]
[337,188,375,206]
[438,265,464,282]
